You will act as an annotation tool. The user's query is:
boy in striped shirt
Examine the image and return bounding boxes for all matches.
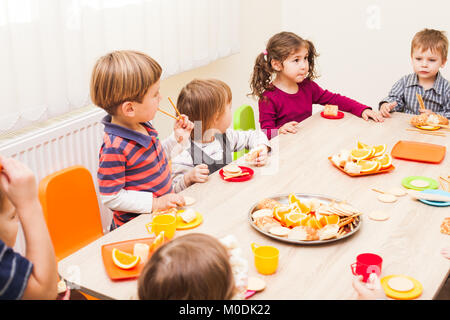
[380,29,449,118]
[91,51,194,230]
[0,156,57,299]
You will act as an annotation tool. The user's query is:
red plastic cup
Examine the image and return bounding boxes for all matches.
[350,253,383,282]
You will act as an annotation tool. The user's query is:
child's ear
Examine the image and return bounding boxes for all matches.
[119,101,136,117]
[271,59,282,72]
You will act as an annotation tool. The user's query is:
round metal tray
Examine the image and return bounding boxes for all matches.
[248,193,362,245]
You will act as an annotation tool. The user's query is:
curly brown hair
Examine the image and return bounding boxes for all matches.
[249,31,319,100]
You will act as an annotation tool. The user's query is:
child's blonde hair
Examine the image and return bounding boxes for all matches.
[411,28,448,62]
[177,79,232,139]
[90,50,162,115]
[249,31,319,100]
[138,233,235,300]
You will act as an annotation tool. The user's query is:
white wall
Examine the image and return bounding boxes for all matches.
[154,0,282,138]
[282,0,450,110]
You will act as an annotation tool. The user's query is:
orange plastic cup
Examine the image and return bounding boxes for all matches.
[251,243,279,275]
[146,214,176,239]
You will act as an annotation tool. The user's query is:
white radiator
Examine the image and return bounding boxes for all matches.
[0,107,113,241]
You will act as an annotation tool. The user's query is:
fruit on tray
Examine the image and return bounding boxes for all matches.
[150,231,166,252]
[331,142,392,174]
[253,194,362,241]
[112,248,140,269]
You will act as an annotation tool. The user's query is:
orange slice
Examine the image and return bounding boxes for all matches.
[357,141,369,149]
[350,148,372,161]
[284,212,307,228]
[288,193,299,205]
[288,193,311,214]
[300,215,311,226]
[320,214,340,226]
[298,202,311,214]
[112,248,140,270]
[306,216,323,229]
[372,144,387,157]
[273,206,291,222]
[374,153,392,169]
[289,202,301,213]
[357,160,380,172]
[150,231,166,252]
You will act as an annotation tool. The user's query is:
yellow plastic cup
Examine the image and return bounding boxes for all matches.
[146,214,177,239]
[251,243,279,275]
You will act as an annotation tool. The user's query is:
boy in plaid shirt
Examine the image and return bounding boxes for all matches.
[380,29,449,118]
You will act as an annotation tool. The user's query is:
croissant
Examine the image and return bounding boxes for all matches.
[410,112,449,126]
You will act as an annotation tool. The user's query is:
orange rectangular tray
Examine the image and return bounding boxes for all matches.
[101,237,155,281]
[328,157,395,177]
[391,140,446,164]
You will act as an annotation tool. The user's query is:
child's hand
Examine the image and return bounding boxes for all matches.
[152,193,186,211]
[184,164,209,186]
[379,102,397,118]
[0,155,38,213]
[362,109,384,122]
[278,121,299,134]
[254,145,268,167]
[419,108,433,115]
[174,114,194,144]
[352,275,385,300]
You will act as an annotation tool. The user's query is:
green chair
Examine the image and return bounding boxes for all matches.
[233,104,256,160]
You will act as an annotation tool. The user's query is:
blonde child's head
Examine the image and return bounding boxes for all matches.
[0,187,19,248]
[177,79,232,140]
[138,233,235,300]
[411,29,448,63]
[90,50,162,116]
[250,31,319,100]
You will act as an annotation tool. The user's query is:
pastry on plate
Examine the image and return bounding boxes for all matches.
[252,209,273,219]
[179,208,197,223]
[254,216,280,232]
[256,198,282,210]
[410,112,448,126]
[223,164,242,175]
[323,104,338,116]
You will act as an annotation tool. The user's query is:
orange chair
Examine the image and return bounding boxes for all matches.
[39,165,104,300]
[39,165,104,261]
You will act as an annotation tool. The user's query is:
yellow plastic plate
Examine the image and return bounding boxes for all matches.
[176,210,203,230]
[380,275,423,300]
[416,125,440,131]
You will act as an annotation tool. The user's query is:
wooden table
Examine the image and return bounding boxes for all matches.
[58,112,450,300]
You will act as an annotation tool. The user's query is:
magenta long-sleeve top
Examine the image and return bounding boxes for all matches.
[258,79,371,139]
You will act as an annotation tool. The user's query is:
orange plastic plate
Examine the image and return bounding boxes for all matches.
[101,237,156,280]
[328,157,395,177]
[391,140,446,164]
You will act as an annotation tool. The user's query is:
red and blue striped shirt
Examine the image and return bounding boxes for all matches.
[98,116,173,228]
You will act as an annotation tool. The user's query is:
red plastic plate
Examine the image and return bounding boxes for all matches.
[219,166,254,182]
[321,111,344,119]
